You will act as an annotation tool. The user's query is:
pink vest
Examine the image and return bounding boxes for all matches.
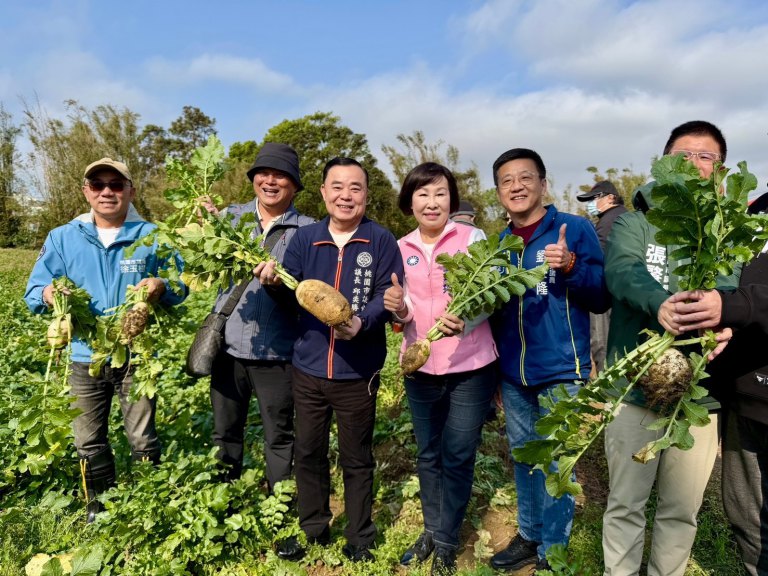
[398,222,498,375]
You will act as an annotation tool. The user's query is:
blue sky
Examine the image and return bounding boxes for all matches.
[2,0,768,198]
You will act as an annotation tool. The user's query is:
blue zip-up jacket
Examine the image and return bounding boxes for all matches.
[493,205,609,387]
[281,216,403,380]
[213,200,314,360]
[24,204,187,363]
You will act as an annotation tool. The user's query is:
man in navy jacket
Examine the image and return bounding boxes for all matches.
[258,157,403,563]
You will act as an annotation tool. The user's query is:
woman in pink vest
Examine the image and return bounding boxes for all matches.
[384,162,499,576]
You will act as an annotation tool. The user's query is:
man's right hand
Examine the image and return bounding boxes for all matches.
[254,260,281,286]
[659,289,723,334]
[43,283,70,307]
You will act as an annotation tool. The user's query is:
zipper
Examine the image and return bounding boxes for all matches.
[516,245,528,386]
[327,246,345,378]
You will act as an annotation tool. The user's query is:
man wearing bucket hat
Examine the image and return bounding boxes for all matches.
[209,143,315,496]
[25,157,187,522]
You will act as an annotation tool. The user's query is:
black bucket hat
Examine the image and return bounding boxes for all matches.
[246,142,303,191]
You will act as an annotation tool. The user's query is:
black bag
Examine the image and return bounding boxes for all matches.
[185,281,249,377]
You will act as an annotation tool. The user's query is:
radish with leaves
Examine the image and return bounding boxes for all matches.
[513,154,768,498]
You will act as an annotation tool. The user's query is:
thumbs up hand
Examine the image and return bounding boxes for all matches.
[544,223,573,270]
[384,272,407,317]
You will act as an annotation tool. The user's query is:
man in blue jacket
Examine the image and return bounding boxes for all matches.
[488,148,609,572]
[258,157,403,563]
[25,157,186,522]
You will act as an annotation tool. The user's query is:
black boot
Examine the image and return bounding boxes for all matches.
[131,448,161,466]
[79,446,116,524]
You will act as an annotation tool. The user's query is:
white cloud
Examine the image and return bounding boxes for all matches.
[145,54,300,95]
[307,62,768,199]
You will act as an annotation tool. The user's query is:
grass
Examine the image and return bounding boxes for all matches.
[0,247,743,575]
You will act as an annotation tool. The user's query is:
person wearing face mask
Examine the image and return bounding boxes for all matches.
[577,181,627,375]
[577,181,627,251]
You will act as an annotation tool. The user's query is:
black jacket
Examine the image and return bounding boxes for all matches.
[595,204,628,251]
[708,247,768,424]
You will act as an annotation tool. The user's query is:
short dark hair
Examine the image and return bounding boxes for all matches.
[398,162,460,216]
[492,148,547,186]
[663,120,727,161]
[322,157,369,187]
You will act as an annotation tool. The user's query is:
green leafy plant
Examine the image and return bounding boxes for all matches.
[513,156,768,497]
[539,543,595,575]
[2,277,93,503]
[129,136,352,327]
[400,233,548,374]
[88,285,184,399]
[91,445,276,575]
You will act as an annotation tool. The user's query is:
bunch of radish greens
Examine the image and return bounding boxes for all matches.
[513,155,768,498]
[399,233,547,376]
[129,136,353,328]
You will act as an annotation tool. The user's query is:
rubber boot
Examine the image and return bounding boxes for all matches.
[79,446,116,524]
[131,448,161,466]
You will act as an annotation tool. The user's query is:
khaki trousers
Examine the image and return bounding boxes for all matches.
[602,402,719,576]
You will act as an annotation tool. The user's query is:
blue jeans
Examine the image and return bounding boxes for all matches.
[502,379,579,558]
[406,362,497,549]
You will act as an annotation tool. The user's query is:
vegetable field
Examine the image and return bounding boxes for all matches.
[0,248,741,575]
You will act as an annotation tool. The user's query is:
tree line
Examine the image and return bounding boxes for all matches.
[0,100,646,248]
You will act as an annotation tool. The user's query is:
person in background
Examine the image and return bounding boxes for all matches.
[577,180,627,250]
[449,199,478,227]
[208,143,314,491]
[258,157,403,564]
[488,148,609,572]
[576,180,627,375]
[24,157,187,522]
[601,120,734,576]
[384,163,498,576]
[662,189,768,575]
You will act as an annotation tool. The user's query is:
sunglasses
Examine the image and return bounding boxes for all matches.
[88,180,129,192]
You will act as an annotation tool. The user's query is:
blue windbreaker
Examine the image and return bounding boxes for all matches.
[493,205,609,387]
[25,204,187,362]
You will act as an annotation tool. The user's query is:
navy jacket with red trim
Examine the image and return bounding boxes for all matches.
[282,216,403,380]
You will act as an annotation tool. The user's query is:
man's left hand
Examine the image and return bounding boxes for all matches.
[544,223,572,270]
[334,315,363,340]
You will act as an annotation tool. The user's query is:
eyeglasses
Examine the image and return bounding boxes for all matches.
[498,171,540,191]
[669,150,722,164]
[88,179,129,192]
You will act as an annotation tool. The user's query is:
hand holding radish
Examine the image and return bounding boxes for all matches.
[135,277,166,303]
[334,315,362,340]
[254,260,281,285]
[435,313,464,337]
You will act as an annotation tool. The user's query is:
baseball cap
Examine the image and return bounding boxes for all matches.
[84,158,132,181]
[577,180,618,202]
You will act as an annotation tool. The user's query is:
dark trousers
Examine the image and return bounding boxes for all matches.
[722,411,768,576]
[70,362,159,460]
[406,363,497,548]
[292,367,378,546]
[210,353,294,489]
